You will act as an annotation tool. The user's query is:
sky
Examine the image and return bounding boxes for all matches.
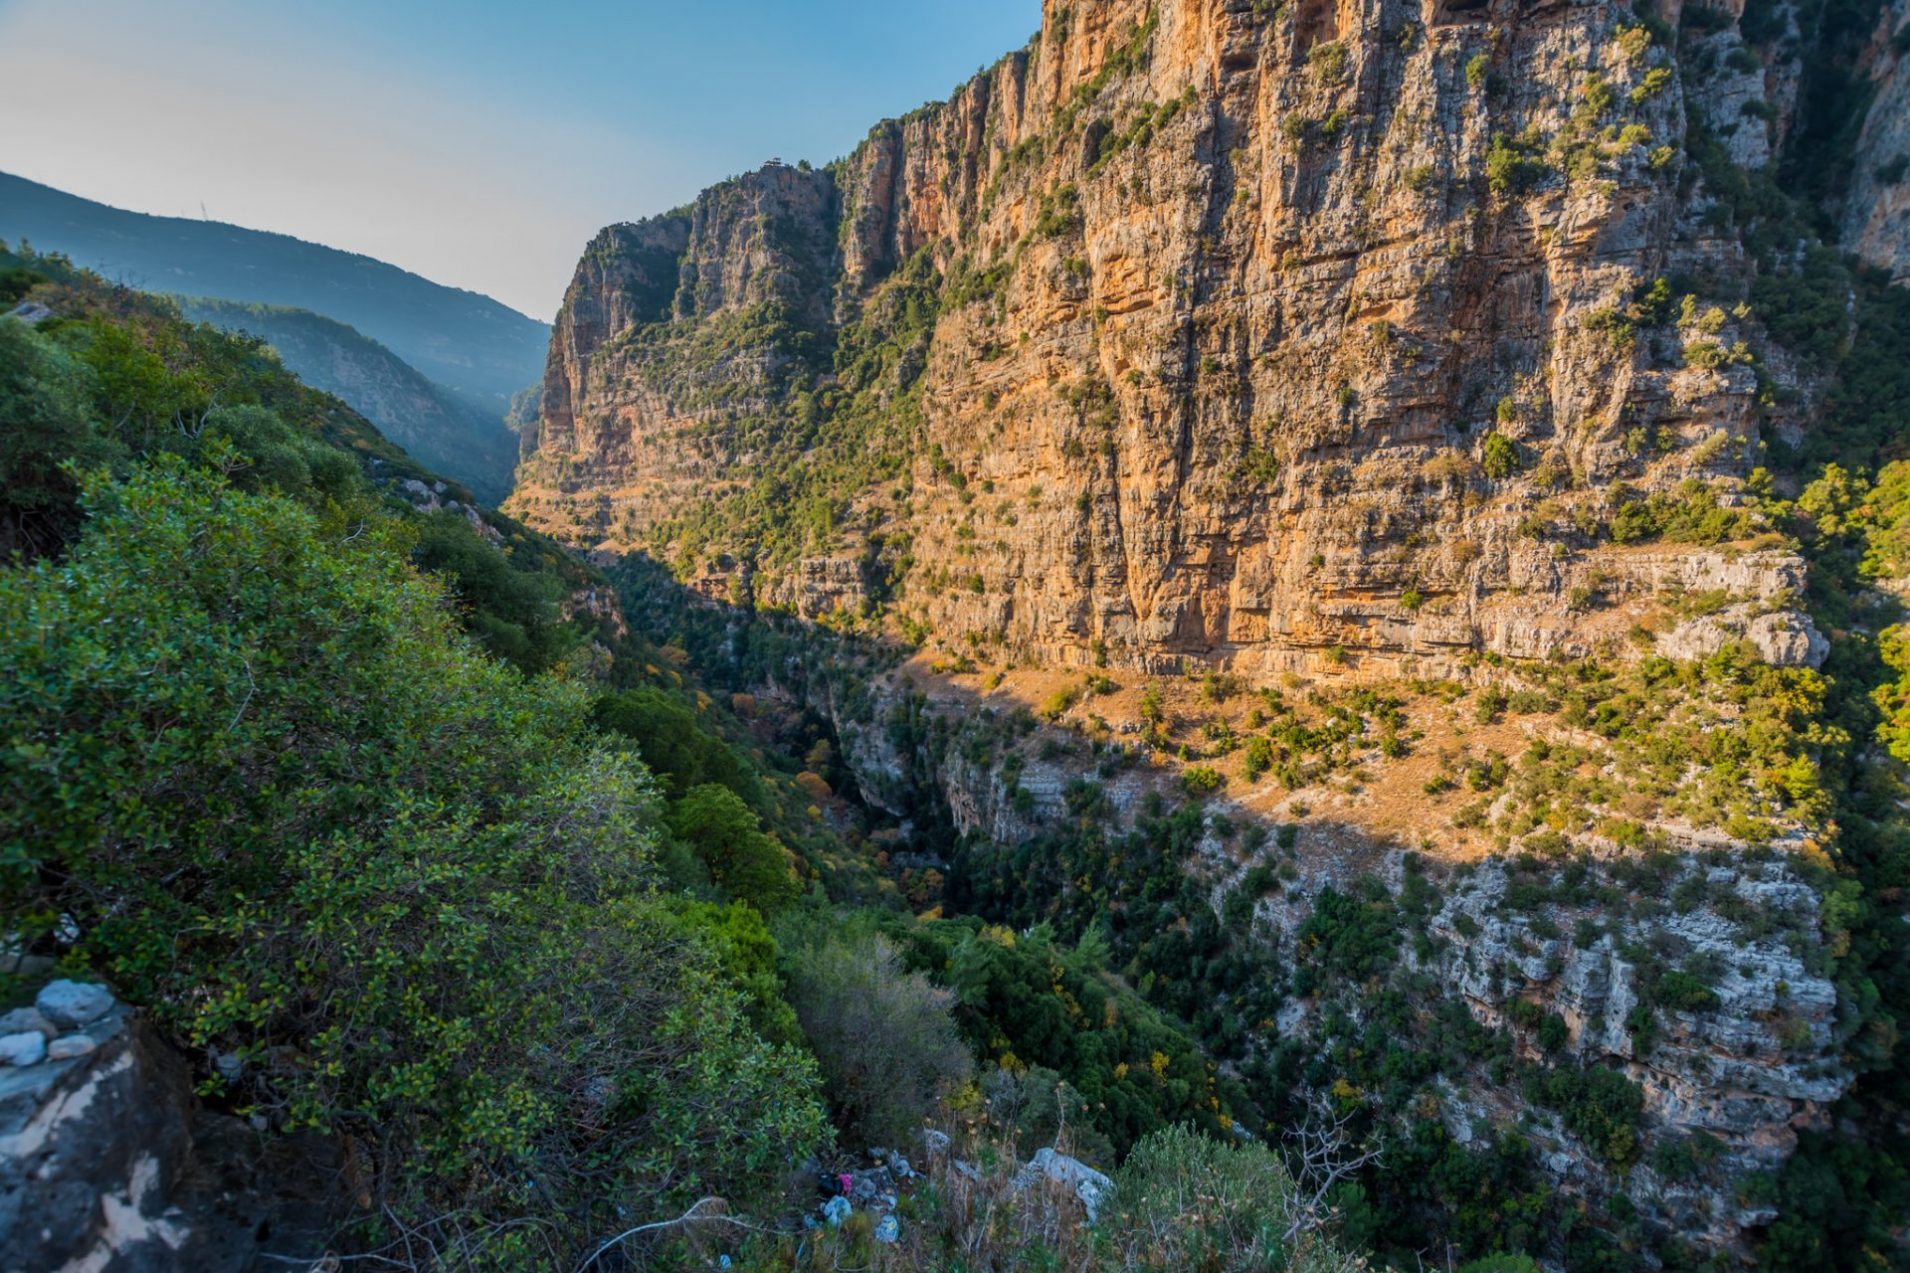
[0,0,1036,321]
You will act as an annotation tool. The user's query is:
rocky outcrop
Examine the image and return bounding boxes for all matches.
[0,984,343,1271]
[511,0,1835,678]
[1413,854,1844,1256]
[1844,5,1910,284]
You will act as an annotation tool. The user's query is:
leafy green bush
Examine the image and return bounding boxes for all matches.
[1525,1064,1644,1167]
[1482,433,1521,479]
[1486,134,1549,196]
[1296,885,1400,984]
[0,318,121,556]
[1103,1124,1365,1271]
[594,685,768,805]
[670,783,800,913]
[1184,765,1226,795]
[0,462,826,1257]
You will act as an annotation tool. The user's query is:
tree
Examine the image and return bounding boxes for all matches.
[0,319,119,557]
[594,686,765,804]
[670,783,798,912]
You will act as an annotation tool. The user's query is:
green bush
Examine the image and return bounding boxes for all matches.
[1482,433,1521,479]
[670,783,799,913]
[1486,134,1548,196]
[1184,765,1226,795]
[0,318,121,557]
[1103,1124,1366,1271]
[593,685,767,805]
[783,931,973,1148]
[0,462,827,1257]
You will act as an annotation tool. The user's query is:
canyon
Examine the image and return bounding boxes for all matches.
[504,0,1909,1265]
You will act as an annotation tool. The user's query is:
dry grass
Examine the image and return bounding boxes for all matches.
[904,651,1551,864]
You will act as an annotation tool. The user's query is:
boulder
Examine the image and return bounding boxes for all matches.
[0,1007,57,1041]
[47,1036,97,1062]
[1017,1147,1115,1222]
[35,979,116,1029]
[0,1007,347,1270]
[0,1031,46,1067]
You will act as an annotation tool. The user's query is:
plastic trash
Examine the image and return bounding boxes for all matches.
[874,1214,901,1244]
[822,1195,852,1227]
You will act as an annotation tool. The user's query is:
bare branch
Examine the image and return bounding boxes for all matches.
[1282,1091,1383,1242]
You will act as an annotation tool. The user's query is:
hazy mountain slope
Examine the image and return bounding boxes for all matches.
[0,170,548,408]
[177,297,518,503]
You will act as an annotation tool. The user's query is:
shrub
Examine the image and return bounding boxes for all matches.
[1526,1064,1644,1166]
[1184,765,1226,796]
[1035,184,1084,238]
[784,932,974,1148]
[0,463,827,1257]
[1486,134,1548,195]
[1310,40,1350,85]
[1244,735,1277,781]
[0,318,121,558]
[1042,681,1086,721]
[1103,1124,1366,1271]
[595,687,766,804]
[1482,432,1521,479]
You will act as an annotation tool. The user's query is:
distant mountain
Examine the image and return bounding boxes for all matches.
[0,171,549,409]
[177,298,519,504]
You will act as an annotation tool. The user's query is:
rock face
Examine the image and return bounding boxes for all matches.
[1844,5,1910,285]
[0,998,344,1270]
[508,0,1861,677]
[1412,854,1844,1255]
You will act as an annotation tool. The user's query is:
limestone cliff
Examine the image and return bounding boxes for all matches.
[1843,3,1910,284]
[509,0,1867,680]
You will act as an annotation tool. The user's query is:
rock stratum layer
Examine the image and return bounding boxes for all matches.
[508,0,1899,679]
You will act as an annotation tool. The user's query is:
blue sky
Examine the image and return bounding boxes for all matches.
[0,0,1035,319]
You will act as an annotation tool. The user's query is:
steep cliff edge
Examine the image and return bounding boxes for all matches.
[510,0,1866,680]
[1843,6,1910,283]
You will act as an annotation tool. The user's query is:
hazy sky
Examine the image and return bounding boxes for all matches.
[0,0,1035,320]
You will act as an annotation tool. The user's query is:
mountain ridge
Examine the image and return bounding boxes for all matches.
[174,297,519,502]
[0,170,549,409]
